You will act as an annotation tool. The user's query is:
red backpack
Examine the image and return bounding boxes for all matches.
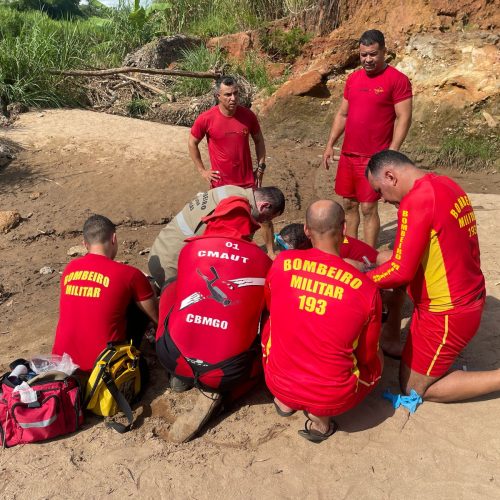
[0,370,84,448]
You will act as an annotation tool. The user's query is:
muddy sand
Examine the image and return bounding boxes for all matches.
[0,109,499,499]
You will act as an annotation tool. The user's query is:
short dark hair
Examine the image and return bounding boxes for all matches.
[366,149,414,178]
[359,29,385,48]
[280,223,311,250]
[215,75,237,91]
[83,214,116,244]
[255,186,286,216]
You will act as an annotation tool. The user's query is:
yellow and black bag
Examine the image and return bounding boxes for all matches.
[85,343,141,433]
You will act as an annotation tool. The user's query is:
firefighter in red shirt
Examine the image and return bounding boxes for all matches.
[322,29,412,248]
[189,75,266,189]
[366,150,500,403]
[53,215,158,373]
[263,201,383,442]
[156,197,272,442]
[275,222,405,358]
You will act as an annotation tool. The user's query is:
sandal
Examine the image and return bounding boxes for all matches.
[298,418,338,443]
[273,400,296,417]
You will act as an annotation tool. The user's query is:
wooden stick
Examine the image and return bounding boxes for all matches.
[111,80,133,90]
[49,67,220,79]
[120,75,164,95]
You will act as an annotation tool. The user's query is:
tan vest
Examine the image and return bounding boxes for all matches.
[149,186,256,284]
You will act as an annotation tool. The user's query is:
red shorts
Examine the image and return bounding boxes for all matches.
[402,299,485,378]
[275,378,377,417]
[335,154,380,203]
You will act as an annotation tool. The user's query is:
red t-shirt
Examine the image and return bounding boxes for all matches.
[158,236,271,362]
[263,248,382,414]
[342,66,412,157]
[367,174,485,312]
[340,236,378,263]
[52,254,154,372]
[191,105,261,188]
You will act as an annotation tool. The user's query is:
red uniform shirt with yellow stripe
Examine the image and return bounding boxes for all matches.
[263,248,382,416]
[367,173,485,312]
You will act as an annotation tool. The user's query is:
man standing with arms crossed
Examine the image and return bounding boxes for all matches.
[322,29,412,248]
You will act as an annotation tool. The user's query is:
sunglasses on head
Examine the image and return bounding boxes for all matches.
[274,233,290,250]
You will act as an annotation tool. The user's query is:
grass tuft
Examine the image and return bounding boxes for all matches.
[173,46,225,97]
[437,132,499,171]
[126,98,150,116]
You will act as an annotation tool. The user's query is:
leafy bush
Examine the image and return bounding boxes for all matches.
[231,52,274,93]
[11,0,82,19]
[0,9,89,106]
[140,0,288,38]
[188,9,258,38]
[260,27,310,62]
[0,0,310,108]
[0,4,157,107]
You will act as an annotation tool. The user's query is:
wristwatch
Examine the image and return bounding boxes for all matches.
[257,163,266,172]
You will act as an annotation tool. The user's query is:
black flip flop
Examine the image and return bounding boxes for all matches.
[298,418,338,443]
[273,401,296,417]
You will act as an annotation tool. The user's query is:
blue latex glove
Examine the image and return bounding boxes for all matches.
[383,388,423,413]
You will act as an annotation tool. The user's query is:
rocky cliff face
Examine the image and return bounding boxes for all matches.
[253,0,499,166]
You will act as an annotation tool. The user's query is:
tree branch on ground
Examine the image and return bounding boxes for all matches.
[49,67,221,79]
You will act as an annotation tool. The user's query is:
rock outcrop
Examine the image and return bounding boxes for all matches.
[255,0,499,160]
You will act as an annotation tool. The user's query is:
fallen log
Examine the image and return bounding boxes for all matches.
[49,67,220,79]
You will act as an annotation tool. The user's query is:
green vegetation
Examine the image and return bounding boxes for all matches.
[0,4,156,106]
[126,97,150,116]
[173,46,225,96]
[172,47,287,98]
[11,0,82,19]
[437,132,500,171]
[260,27,311,62]
[0,0,312,109]
[232,51,285,95]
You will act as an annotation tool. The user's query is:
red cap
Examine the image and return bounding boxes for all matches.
[187,196,260,242]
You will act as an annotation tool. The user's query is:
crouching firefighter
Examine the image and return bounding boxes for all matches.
[155,196,272,442]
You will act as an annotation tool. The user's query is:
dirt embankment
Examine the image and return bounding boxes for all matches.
[254,0,499,163]
[94,0,499,167]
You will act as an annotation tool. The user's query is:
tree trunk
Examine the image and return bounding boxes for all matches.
[314,0,342,36]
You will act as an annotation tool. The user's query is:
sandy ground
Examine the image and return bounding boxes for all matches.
[1,109,500,499]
